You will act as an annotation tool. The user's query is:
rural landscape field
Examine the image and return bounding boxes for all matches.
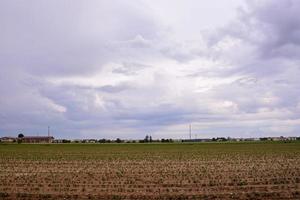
[1,0,300,199]
[0,142,300,199]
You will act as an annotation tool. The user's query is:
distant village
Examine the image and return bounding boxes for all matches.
[0,134,299,144]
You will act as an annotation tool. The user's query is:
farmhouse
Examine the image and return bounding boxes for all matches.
[22,136,54,143]
[0,137,16,143]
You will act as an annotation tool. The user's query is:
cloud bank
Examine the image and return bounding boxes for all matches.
[0,0,299,139]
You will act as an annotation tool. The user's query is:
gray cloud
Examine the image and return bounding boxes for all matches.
[0,0,160,77]
[1,0,300,139]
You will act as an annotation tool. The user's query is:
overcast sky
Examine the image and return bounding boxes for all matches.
[1,0,300,139]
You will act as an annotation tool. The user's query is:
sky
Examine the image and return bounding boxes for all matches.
[1,0,300,139]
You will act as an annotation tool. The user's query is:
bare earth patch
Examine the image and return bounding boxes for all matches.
[0,142,299,199]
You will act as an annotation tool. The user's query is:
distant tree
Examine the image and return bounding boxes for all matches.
[17,133,24,144]
[149,136,153,143]
[116,138,122,143]
[144,135,149,143]
[161,138,173,143]
[260,137,268,141]
[98,139,106,143]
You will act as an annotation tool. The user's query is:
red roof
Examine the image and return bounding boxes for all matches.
[0,137,16,139]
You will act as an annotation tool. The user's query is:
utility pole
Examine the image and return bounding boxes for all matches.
[48,126,50,143]
[189,124,192,140]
